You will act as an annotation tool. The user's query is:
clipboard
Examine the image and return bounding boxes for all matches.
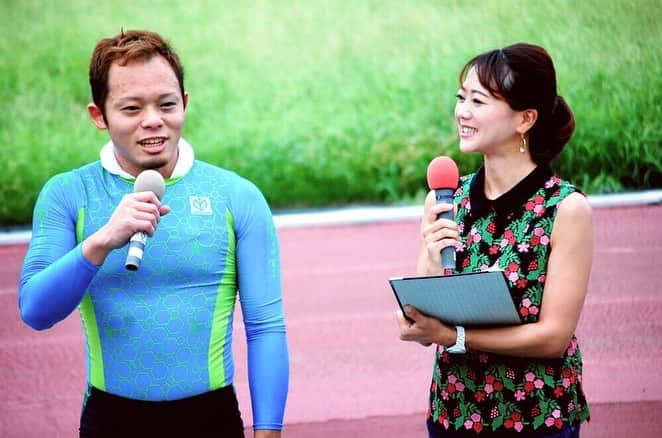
[389,270,521,326]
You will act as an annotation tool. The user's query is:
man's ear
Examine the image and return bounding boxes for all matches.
[517,109,538,135]
[183,91,189,111]
[87,103,108,130]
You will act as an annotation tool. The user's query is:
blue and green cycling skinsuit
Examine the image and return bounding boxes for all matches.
[18,143,289,431]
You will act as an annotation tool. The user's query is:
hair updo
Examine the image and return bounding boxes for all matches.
[459,43,575,164]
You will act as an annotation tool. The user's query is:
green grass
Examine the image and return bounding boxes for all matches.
[1,0,660,226]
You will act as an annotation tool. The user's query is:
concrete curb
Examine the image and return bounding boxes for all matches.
[1,190,660,246]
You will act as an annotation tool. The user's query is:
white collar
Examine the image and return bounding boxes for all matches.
[99,138,195,179]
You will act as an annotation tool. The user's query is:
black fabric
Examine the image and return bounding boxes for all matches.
[468,165,554,218]
[80,385,244,437]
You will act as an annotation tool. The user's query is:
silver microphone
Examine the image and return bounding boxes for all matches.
[125,170,166,271]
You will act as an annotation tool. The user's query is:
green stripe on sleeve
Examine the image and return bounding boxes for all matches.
[208,209,238,388]
[75,207,105,390]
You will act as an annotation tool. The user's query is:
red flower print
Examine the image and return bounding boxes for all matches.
[524,381,535,393]
[503,230,516,244]
[504,412,524,432]
[487,221,496,233]
[464,413,483,433]
[506,262,520,283]
[545,409,562,428]
[516,278,528,289]
[554,386,564,398]
[475,390,486,402]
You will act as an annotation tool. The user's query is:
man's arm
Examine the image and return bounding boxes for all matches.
[19,173,99,330]
[19,172,169,330]
[234,182,289,433]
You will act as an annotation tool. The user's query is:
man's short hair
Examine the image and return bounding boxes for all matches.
[89,30,185,119]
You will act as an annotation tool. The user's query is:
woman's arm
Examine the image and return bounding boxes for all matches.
[400,192,593,358]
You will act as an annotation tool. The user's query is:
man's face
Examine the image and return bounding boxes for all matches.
[88,55,188,178]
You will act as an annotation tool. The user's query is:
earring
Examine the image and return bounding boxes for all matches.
[519,134,526,153]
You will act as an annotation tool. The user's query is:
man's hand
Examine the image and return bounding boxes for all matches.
[254,430,281,438]
[82,191,170,265]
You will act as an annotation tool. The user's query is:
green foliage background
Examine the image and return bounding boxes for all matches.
[1,0,660,226]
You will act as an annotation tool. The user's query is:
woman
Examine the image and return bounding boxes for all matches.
[397,43,592,437]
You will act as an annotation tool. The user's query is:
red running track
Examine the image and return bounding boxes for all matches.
[1,205,661,437]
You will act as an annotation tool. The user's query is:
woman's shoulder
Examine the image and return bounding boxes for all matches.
[542,174,585,207]
[556,191,592,220]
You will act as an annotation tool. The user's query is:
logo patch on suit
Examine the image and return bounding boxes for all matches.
[189,196,212,215]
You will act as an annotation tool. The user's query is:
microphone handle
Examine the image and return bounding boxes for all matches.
[125,231,148,271]
[434,188,456,272]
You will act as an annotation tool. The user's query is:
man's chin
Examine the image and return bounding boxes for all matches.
[141,159,169,171]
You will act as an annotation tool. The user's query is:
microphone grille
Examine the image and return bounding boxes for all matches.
[134,170,166,200]
[426,156,459,190]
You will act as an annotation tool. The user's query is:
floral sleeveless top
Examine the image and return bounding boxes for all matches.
[427,165,590,434]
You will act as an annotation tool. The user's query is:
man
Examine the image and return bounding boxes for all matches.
[19,30,289,437]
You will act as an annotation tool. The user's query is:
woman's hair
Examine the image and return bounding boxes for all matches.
[89,30,185,120]
[459,43,574,164]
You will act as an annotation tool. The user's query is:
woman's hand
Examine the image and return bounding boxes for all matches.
[417,190,460,275]
[396,305,456,347]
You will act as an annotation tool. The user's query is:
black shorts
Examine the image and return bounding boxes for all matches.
[80,385,244,437]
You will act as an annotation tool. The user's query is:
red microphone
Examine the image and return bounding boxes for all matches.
[426,156,459,272]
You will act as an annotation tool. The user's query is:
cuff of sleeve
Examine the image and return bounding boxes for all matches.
[76,243,102,271]
[253,424,283,431]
